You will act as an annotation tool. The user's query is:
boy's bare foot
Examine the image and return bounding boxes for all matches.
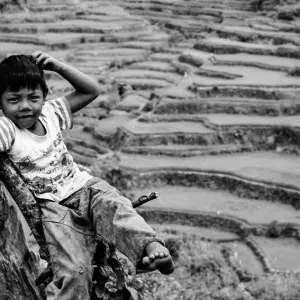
[141,242,174,275]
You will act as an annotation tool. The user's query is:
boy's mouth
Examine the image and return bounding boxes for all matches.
[18,115,34,119]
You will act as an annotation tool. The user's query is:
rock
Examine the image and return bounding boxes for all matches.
[0,182,44,299]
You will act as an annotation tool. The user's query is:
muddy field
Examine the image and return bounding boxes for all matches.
[1,0,300,299]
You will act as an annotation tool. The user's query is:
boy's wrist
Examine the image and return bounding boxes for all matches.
[53,60,68,74]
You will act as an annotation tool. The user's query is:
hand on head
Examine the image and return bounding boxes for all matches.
[31,51,64,73]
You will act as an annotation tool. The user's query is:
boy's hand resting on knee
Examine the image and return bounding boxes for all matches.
[141,242,174,275]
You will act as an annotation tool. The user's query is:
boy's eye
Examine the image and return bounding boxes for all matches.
[8,98,18,103]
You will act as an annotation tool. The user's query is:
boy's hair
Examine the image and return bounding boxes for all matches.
[0,55,48,98]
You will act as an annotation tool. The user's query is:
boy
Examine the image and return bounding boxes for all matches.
[0,52,174,299]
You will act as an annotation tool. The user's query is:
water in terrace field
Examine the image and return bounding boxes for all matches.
[130,186,300,225]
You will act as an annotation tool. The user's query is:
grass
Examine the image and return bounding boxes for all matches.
[129,186,300,225]
[120,151,300,190]
[224,241,265,276]
[277,4,300,21]
[288,66,300,77]
[193,64,300,86]
[140,228,240,300]
[123,119,214,134]
[178,53,204,68]
[154,97,284,116]
[130,60,175,72]
[140,227,300,300]
[253,236,300,271]
[194,37,300,58]
[110,69,181,83]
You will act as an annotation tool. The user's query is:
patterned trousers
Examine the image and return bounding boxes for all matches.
[39,177,162,300]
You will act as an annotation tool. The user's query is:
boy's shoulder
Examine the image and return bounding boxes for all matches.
[44,96,64,108]
[44,97,70,113]
[43,97,72,130]
[42,97,68,118]
[0,115,16,131]
[0,115,16,151]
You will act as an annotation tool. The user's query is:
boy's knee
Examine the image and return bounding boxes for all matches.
[92,186,133,210]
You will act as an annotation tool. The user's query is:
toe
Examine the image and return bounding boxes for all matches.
[149,254,156,261]
[142,256,151,266]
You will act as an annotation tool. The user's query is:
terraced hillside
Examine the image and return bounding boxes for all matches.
[1,0,300,299]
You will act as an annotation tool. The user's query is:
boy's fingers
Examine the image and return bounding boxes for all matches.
[31,50,44,60]
[31,51,39,58]
[36,54,51,67]
[42,57,52,68]
[32,51,52,65]
[34,53,46,63]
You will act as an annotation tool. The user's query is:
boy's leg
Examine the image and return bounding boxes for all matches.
[39,198,96,300]
[88,178,171,271]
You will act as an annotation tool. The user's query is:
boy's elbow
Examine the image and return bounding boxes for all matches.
[92,84,102,98]
[86,86,101,102]
[90,90,101,102]
[95,85,102,96]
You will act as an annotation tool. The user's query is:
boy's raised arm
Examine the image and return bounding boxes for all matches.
[32,51,101,113]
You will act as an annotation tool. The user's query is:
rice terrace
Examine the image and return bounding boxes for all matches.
[1,0,300,299]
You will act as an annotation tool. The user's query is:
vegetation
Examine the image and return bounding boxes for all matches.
[288,66,300,77]
[178,54,204,68]
[277,5,300,20]
[0,0,27,12]
[250,0,300,20]
[140,227,300,300]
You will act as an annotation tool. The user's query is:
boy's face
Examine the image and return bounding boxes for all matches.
[0,86,44,130]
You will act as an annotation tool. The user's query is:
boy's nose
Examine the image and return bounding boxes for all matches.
[19,100,31,111]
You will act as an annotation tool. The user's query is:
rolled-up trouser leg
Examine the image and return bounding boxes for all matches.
[40,199,96,300]
[88,178,164,268]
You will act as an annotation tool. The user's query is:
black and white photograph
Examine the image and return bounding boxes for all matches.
[0,0,300,299]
